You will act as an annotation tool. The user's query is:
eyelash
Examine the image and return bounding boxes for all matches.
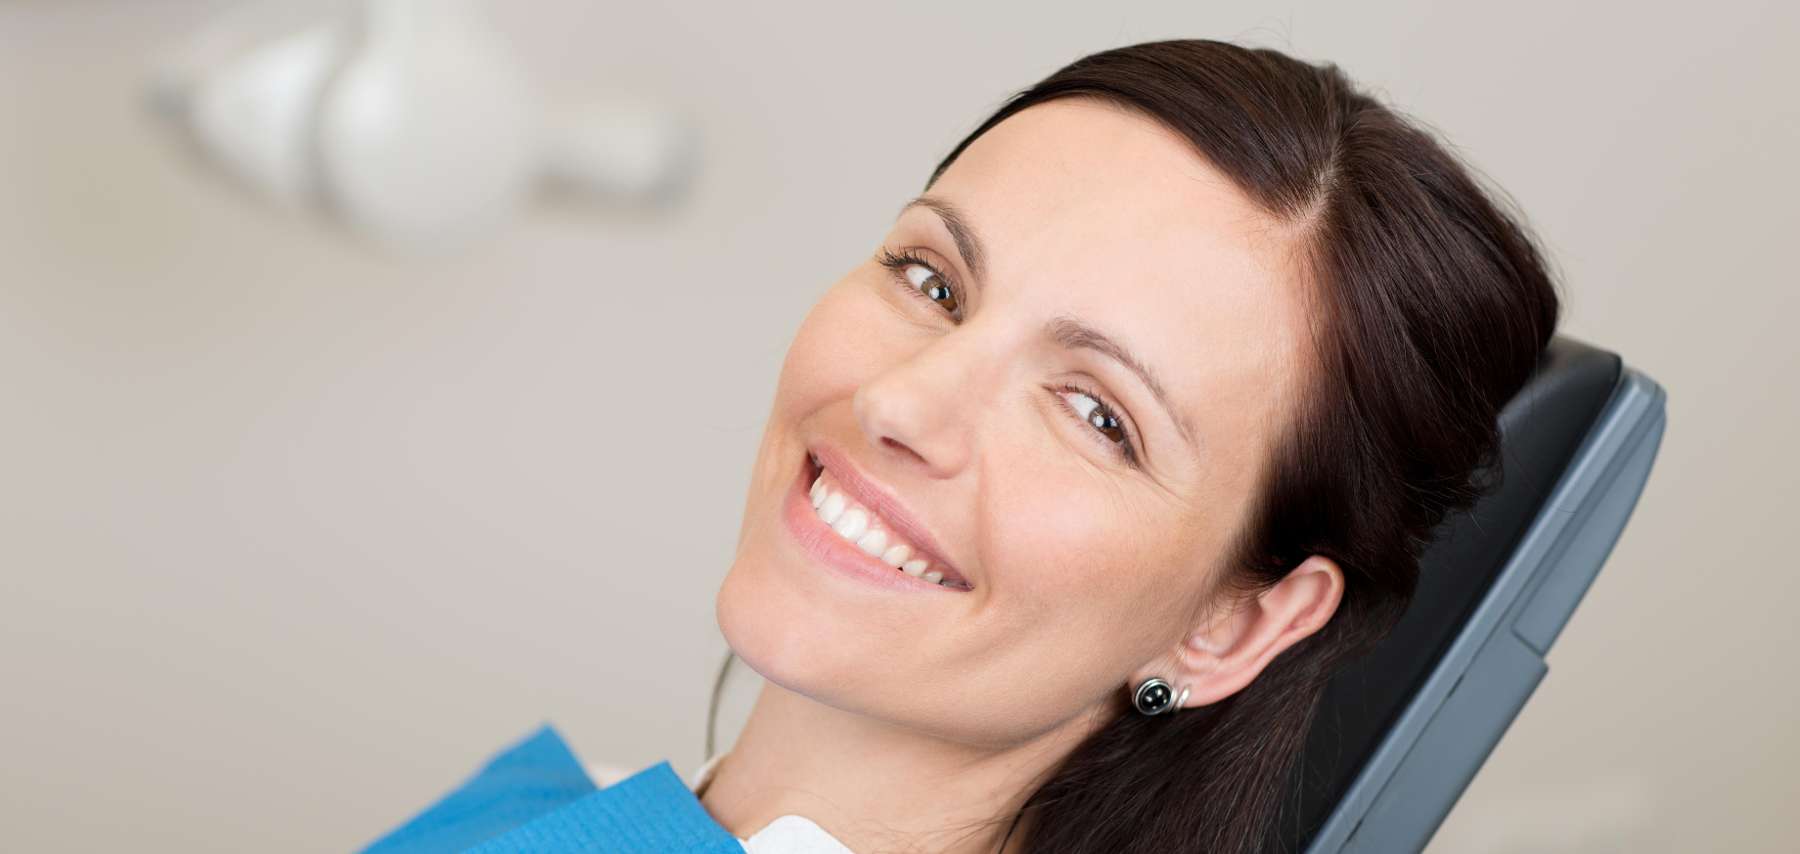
[874,246,1143,469]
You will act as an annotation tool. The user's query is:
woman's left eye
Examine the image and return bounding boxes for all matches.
[1055,382,1141,468]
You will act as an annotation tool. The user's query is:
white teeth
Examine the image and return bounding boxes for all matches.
[833,508,869,541]
[810,467,960,588]
[854,528,888,557]
[818,492,846,525]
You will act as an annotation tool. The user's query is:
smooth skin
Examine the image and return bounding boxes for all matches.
[708,96,1345,853]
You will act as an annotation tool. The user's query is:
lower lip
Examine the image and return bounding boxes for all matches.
[782,453,967,594]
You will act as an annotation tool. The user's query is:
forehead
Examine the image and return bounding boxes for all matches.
[923,97,1313,478]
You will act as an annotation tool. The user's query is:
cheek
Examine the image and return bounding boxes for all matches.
[767,284,882,422]
[993,485,1124,594]
[977,471,1189,672]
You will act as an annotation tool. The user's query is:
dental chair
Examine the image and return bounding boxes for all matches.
[1267,335,1669,853]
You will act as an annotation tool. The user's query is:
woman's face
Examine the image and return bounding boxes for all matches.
[717,97,1315,747]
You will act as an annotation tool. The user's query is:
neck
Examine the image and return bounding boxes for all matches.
[698,680,1103,854]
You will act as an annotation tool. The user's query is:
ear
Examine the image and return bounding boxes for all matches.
[1145,555,1345,710]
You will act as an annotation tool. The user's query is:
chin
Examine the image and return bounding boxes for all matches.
[716,553,1069,749]
[716,544,840,696]
[711,439,963,731]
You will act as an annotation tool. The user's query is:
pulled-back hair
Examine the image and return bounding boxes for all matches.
[917,39,1562,853]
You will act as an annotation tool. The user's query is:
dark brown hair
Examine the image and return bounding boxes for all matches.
[920,39,1562,852]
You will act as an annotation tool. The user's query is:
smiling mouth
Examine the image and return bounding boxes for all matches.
[800,451,973,592]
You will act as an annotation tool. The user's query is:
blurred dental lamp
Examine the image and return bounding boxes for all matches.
[148,0,699,250]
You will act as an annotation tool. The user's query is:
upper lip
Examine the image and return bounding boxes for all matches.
[805,440,970,589]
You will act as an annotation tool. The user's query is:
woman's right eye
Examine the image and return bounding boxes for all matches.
[876,247,964,321]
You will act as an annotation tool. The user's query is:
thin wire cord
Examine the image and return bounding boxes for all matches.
[705,648,735,760]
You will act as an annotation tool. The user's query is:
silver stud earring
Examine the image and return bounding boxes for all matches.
[1132,677,1192,716]
[1132,677,1174,715]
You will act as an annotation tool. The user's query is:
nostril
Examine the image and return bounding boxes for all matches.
[879,436,928,466]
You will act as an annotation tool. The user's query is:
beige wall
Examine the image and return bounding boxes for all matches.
[1,1,1793,851]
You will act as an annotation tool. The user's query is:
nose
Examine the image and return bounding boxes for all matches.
[851,325,995,479]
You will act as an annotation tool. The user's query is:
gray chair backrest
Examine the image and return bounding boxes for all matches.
[1265,334,1669,853]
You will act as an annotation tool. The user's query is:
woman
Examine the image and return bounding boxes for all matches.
[364,38,1560,854]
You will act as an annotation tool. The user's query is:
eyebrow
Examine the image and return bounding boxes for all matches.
[898,194,1199,454]
[900,195,988,286]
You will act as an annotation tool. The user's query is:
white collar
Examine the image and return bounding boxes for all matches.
[588,754,856,854]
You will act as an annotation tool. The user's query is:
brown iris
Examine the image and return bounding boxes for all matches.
[921,277,959,315]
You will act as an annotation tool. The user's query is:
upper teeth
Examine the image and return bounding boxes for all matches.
[809,465,959,588]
